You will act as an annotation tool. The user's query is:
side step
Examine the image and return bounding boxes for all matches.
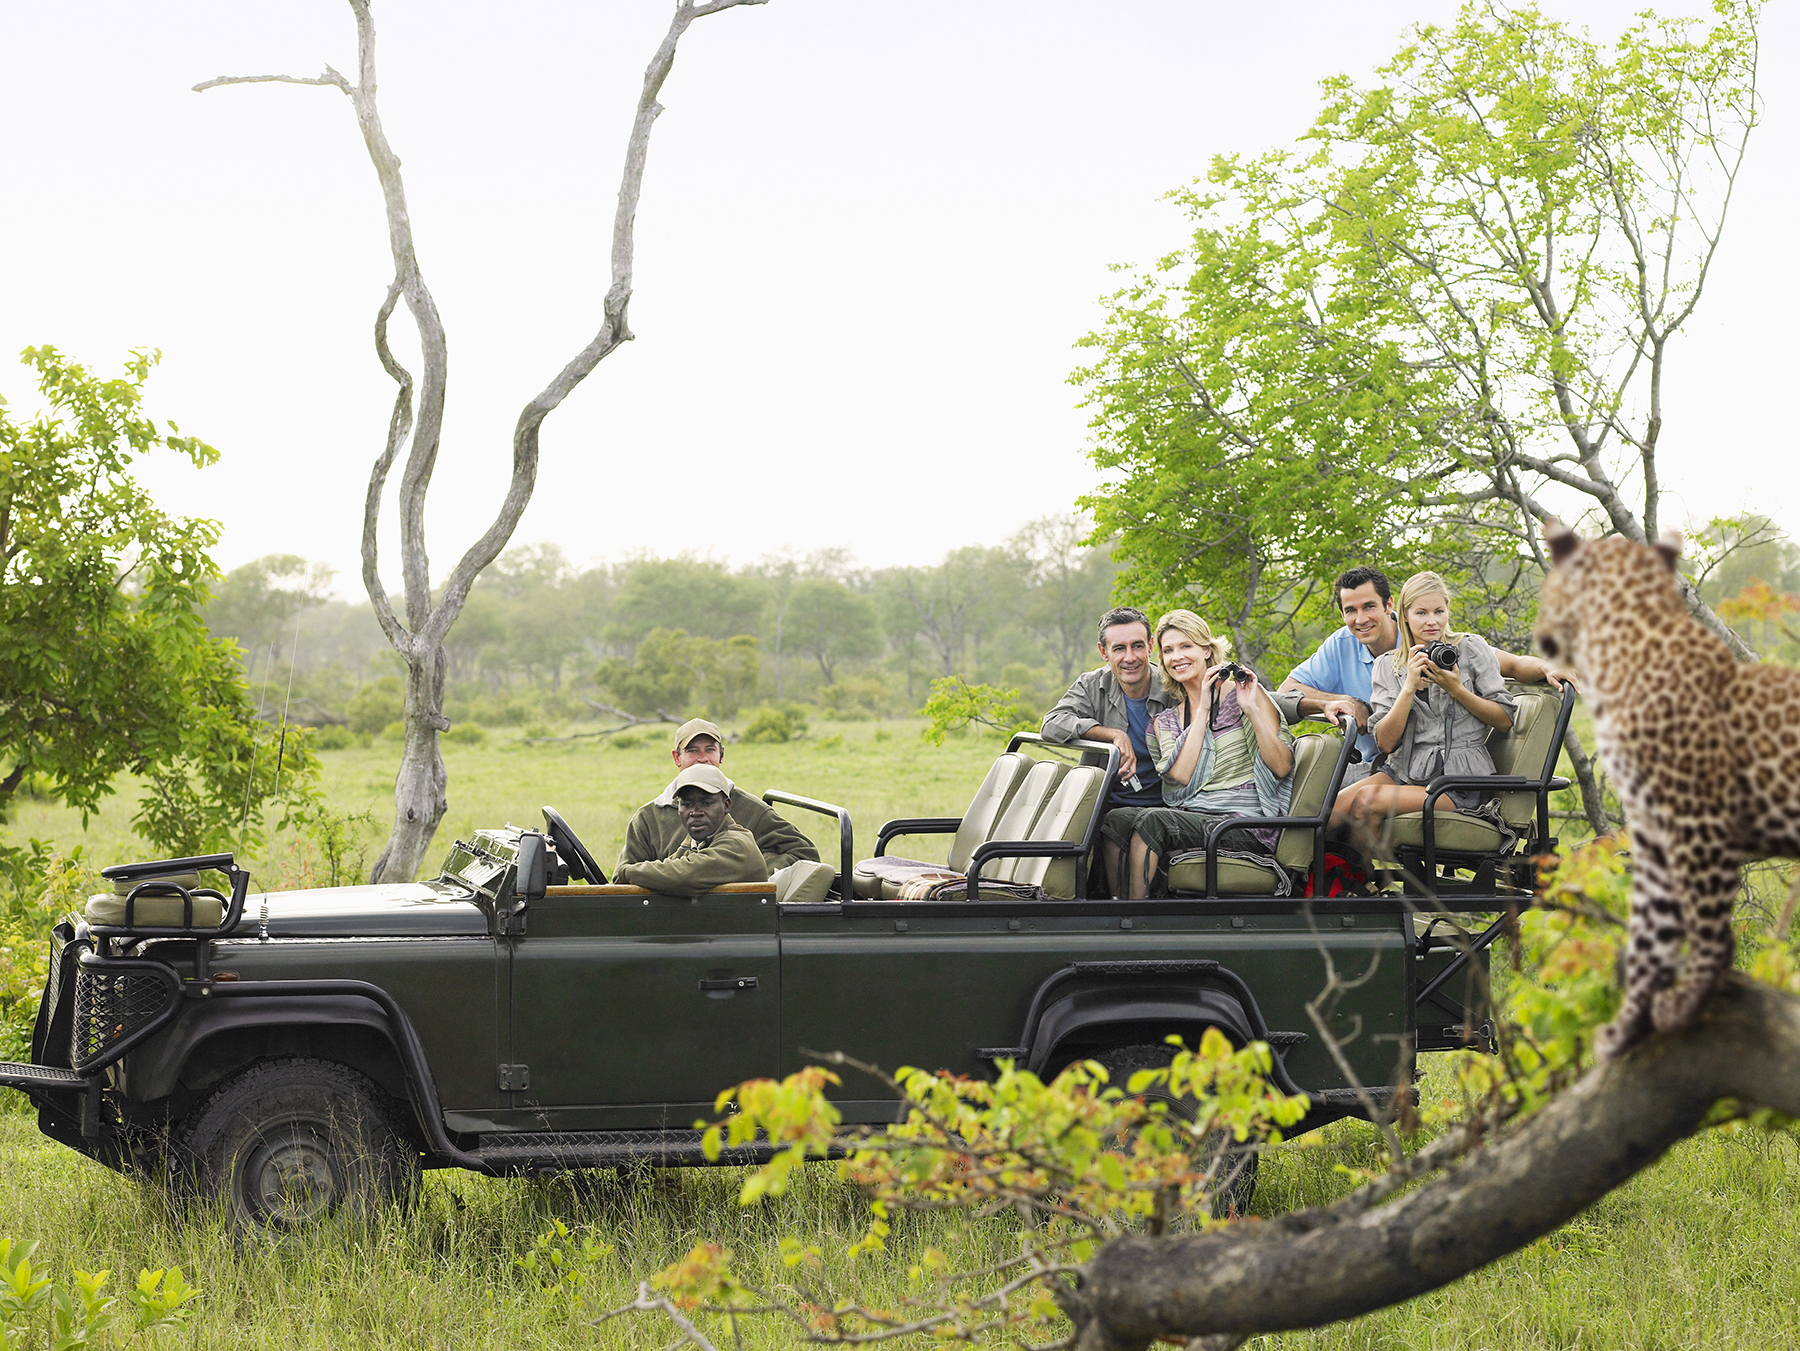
[475,1128,776,1172]
[0,1062,94,1092]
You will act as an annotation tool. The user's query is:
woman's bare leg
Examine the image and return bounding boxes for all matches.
[1329,773,1394,829]
[1347,783,1459,845]
[1128,834,1156,900]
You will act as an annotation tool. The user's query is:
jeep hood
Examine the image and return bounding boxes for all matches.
[244,880,487,937]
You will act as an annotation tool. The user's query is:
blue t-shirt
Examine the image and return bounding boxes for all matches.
[1114,695,1164,805]
[1286,626,1380,761]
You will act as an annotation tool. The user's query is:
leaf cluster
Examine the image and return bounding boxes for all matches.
[0,348,318,857]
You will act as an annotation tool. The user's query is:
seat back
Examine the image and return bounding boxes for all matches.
[1486,683,1563,829]
[1273,733,1341,872]
[974,759,1068,881]
[945,752,1032,873]
[1001,766,1107,898]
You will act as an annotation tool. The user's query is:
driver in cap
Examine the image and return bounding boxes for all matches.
[617,718,817,874]
[612,763,769,897]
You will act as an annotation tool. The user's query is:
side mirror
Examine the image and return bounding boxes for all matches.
[514,831,548,904]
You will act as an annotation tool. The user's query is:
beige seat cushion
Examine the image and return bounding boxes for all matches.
[1489,683,1562,829]
[772,859,838,904]
[999,766,1105,899]
[1272,733,1342,871]
[85,871,223,928]
[852,752,1038,899]
[1167,855,1283,896]
[944,753,1031,872]
[1384,812,1506,854]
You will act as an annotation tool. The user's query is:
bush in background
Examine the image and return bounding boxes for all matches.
[741,704,809,744]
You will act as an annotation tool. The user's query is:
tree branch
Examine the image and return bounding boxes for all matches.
[1068,973,1800,1349]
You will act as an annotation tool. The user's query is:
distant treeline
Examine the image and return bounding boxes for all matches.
[201,516,1120,735]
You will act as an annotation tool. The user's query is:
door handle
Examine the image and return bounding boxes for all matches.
[698,976,758,992]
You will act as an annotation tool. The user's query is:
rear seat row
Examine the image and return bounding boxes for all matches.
[772,680,1571,902]
[853,754,1105,901]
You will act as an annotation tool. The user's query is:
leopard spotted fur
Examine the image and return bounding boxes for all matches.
[1536,528,1800,1061]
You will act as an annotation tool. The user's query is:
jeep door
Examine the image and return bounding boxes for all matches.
[503,883,780,1130]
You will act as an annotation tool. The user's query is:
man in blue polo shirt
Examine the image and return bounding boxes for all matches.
[1276,566,1574,776]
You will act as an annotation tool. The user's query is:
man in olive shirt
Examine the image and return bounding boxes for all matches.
[1041,606,1176,898]
[614,764,770,897]
[617,718,818,873]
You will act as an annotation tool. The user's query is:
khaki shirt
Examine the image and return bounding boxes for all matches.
[613,822,770,898]
[618,779,818,873]
[1041,665,1174,744]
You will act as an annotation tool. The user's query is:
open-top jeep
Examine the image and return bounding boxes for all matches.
[0,693,1571,1230]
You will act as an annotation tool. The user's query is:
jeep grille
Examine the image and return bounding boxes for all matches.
[70,967,177,1071]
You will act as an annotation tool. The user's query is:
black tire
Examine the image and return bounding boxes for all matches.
[1094,1041,1259,1220]
[174,1057,419,1232]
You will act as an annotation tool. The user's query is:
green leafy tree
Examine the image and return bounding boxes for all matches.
[1011,514,1120,682]
[609,558,770,644]
[785,577,882,685]
[1076,1,1762,667]
[595,628,761,719]
[0,347,315,857]
[201,553,335,667]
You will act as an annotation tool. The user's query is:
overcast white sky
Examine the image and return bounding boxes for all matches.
[3,1,1794,597]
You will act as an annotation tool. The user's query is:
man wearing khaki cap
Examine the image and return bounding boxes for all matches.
[616,718,818,874]
[613,764,769,897]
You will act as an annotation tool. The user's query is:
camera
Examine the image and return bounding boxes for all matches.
[1424,639,1461,669]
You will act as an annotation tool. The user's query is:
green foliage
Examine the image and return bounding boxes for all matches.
[513,1219,612,1299]
[812,676,891,721]
[595,629,761,719]
[200,554,334,665]
[784,578,882,685]
[608,558,769,645]
[0,1239,196,1349]
[0,848,91,1060]
[681,1035,1310,1336]
[0,347,314,857]
[1074,2,1762,666]
[918,676,1036,746]
[346,677,406,736]
[443,723,487,747]
[740,704,808,745]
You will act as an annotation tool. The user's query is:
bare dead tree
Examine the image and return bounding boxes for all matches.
[197,0,767,881]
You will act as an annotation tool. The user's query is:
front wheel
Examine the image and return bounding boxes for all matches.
[174,1057,419,1232]
[1094,1041,1258,1219]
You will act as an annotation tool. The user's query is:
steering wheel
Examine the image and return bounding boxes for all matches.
[542,806,606,884]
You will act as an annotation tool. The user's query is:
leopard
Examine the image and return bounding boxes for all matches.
[1535,523,1800,1061]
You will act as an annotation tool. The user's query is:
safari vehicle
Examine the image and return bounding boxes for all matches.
[0,693,1571,1230]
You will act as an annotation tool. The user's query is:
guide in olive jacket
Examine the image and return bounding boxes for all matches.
[617,778,818,873]
[613,821,770,898]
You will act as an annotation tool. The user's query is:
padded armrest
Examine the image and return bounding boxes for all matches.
[762,790,853,896]
[873,817,962,857]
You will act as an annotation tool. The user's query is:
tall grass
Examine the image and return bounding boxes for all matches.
[0,1100,1795,1348]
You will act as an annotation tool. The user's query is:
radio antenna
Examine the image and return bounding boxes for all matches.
[239,635,279,837]
[263,620,303,880]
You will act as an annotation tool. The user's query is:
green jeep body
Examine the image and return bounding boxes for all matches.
[0,713,1572,1227]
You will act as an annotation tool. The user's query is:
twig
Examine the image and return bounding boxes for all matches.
[592,1282,723,1350]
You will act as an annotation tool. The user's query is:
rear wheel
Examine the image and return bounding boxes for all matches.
[1095,1041,1258,1219]
[174,1057,419,1232]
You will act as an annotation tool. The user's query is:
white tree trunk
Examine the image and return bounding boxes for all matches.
[199,0,768,881]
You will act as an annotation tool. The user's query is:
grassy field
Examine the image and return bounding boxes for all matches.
[2,720,1798,1347]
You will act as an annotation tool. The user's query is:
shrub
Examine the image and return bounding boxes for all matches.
[380,721,407,742]
[312,725,356,750]
[347,676,406,735]
[611,733,642,750]
[741,704,809,744]
[814,676,891,721]
[444,724,487,747]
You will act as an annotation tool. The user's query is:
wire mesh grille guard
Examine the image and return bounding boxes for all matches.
[70,966,176,1071]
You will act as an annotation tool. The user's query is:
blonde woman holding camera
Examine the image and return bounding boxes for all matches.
[1101,609,1295,899]
[1329,571,1516,836]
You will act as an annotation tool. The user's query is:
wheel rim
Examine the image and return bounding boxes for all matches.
[237,1126,344,1227]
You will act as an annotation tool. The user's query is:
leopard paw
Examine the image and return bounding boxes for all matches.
[1594,1016,1644,1063]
